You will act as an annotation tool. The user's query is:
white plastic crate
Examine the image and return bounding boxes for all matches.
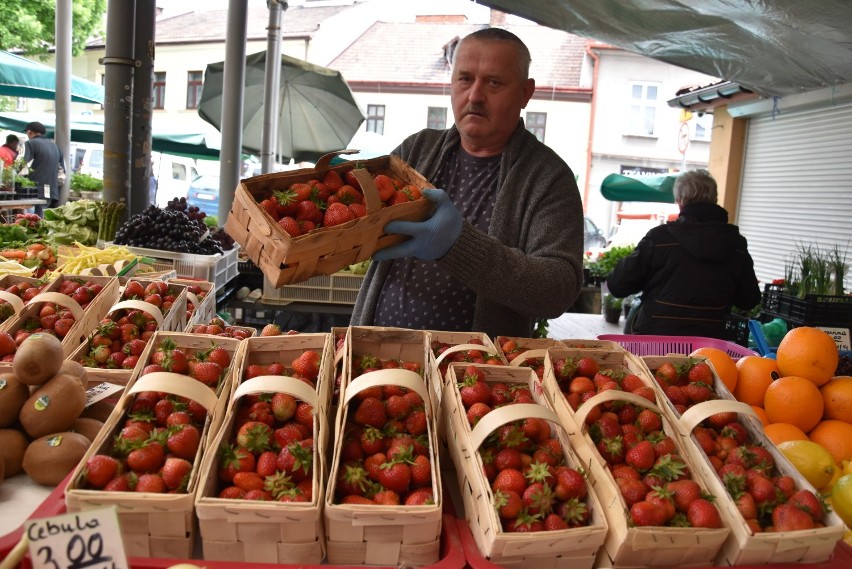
[262,271,365,305]
[123,245,239,291]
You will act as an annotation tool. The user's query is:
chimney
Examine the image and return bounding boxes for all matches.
[489,9,506,27]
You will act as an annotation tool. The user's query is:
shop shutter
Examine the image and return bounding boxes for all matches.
[737,101,852,290]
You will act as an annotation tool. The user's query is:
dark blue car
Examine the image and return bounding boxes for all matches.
[185,174,220,218]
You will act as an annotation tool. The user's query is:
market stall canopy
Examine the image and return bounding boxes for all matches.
[0,112,221,161]
[601,173,677,204]
[0,50,105,104]
[477,1,852,97]
[197,50,365,163]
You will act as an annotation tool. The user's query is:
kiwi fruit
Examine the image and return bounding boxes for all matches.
[23,431,90,486]
[19,373,87,439]
[13,333,64,386]
[59,360,89,392]
[0,372,30,428]
[69,417,104,444]
[0,428,29,477]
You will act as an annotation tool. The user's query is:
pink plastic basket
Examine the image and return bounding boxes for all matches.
[597,334,757,359]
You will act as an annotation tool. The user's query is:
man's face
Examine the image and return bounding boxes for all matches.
[451,39,535,156]
[9,140,18,152]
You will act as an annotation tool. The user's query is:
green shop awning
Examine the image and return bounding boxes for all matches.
[600,173,677,203]
[0,50,105,105]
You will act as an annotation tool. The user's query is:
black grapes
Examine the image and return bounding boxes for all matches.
[114,204,224,255]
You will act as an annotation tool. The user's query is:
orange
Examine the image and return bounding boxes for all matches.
[763,422,809,446]
[751,405,769,426]
[807,420,852,464]
[775,326,839,387]
[764,375,825,433]
[734,356,780,406]
[821,376,852,423]
[690,347,738,393]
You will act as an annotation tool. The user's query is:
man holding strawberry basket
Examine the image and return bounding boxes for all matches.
[351,28,585,338]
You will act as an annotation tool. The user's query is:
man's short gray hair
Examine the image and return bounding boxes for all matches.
[674,169,718,207]
[455,27,531,80]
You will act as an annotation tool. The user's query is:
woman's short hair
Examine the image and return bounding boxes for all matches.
[674,169,717,206]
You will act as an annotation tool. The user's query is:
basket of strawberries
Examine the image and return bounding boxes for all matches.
[225,151,432,287]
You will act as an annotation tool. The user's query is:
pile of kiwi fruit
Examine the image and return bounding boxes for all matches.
[0,333,110,486]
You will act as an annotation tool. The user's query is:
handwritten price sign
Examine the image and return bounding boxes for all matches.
[25,507,128,569]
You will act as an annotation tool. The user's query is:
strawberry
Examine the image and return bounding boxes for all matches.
[353,397,387,428]
[233,471,266,492]
[687,498,722,528]
[403,488,434,506]
[687,361,714,384]
[373,174,396,202]
[625,440,655,472]
[404,409,427,436]
[636,409,662,433]
[666,479,702,513]
[349,203,368,218]
[373,490,401,505]
[278,216,301,236]
[385,394,411,419]
[322,170,344,191]
[491,468,527,496]
[377,461,410,494]
[206,346,232,369]
[617,477,649,506]
[277,441,313,482]
[127,442,165,473]
[292,350,320,380]
[260,324,281,337]
[271,393,297,422]
[683,382,713,404]
[218,486,246,499]
[84,454,121,489]
[323,202,356,227]
[236,421,273,454]
[654,362,679,386]
[543,513,569,531]
[630,500,665,526]
[466,402,491,426]
[788,489,825,521]
[554,467,587,500]
[734,492,757,519]
[494,489,523,519]
[295,200,323,225]
[575,356,599,378]
[135,473,166,493]
[256,451,279,478]
[410,454,431,488]
[336,463,370,497]
[191,361,222,386]
[104,473,136,492]
[161,457,192,491]
[167,424,201,459]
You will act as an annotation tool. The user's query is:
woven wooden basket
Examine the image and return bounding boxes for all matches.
[65,334,239,559]
[0,274,61,332]
[195,333,333,564]
[540,347,731,568]
[442,363,609,569]
[225,152,432,287]
[642,354,847,565]
[170,278,216,330]
[325,326,442,566]
[493,336,567,366]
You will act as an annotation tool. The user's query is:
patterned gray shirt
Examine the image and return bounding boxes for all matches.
[373,147,500,330]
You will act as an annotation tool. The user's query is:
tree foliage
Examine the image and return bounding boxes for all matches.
[0,0,106,57]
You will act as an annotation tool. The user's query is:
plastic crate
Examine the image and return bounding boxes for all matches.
[725,312,751,347]
[761,283,852,328]
[262,271,365,305]
[597,334,757,359]
[124,245,239,291]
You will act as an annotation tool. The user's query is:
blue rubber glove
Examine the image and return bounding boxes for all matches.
[372,188,463,261]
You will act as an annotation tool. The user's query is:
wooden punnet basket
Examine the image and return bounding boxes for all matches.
[194,333,333,564]
[427,330,505,410]
[170,278,216,330]
[493,336,566,367]
[325,326,443,566]
[442,363,608,569]
[642,354,847,566]
[540,347,730,568]
[225,152,432,287]
[65,332,240,559]
[0,274,60,331]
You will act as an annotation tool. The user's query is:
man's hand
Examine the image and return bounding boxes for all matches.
[372,188,463,261]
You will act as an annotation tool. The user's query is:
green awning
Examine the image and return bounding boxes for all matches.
[600,173,677,203]
[0,50,105,105]
[0,112,221,160]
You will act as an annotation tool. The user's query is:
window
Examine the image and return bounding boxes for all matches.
[526,112,547,142]
[172,162,187,181]
[186,71,203,109]
[153,72,166,110]
[427,107,447,130]
[628,82,659,136]
[366,104,385,134]
[692,112,714,141]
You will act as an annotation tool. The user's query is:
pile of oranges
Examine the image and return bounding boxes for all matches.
[695,327,852,534]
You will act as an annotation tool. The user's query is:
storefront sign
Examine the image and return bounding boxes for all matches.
[817,327,851,350]
[26,507,128,569]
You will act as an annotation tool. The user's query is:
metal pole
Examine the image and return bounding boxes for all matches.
[55,0,72,205]
[218,0,249,223]
[261,0,286,174]
[101,0,136,207]
[131,0,156,216]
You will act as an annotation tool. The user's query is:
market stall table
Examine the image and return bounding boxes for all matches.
[0,198,48,221]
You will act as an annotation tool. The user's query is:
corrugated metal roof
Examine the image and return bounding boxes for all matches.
[329,21,587,89]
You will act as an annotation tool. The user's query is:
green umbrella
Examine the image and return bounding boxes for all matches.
[197,50,365,163]
[0,112,221,160]
[600,173,678,203]
[0,50,104,104]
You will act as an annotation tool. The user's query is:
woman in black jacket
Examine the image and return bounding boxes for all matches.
[606,170,761,340]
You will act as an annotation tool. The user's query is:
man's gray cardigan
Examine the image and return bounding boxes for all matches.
[351,121,584,338]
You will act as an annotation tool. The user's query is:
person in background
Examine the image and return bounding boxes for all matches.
[606,169,761,340]
[23,121,64,214]
[350,28,585,338]
[0,134,19,167]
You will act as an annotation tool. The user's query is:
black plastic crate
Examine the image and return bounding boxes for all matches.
[14,187,39,199]
[761,283,852,328]
[724,313,751,347]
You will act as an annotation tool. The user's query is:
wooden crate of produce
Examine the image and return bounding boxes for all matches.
[0,274,61,331]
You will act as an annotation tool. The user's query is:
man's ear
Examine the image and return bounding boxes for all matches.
[521,78,535,108]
